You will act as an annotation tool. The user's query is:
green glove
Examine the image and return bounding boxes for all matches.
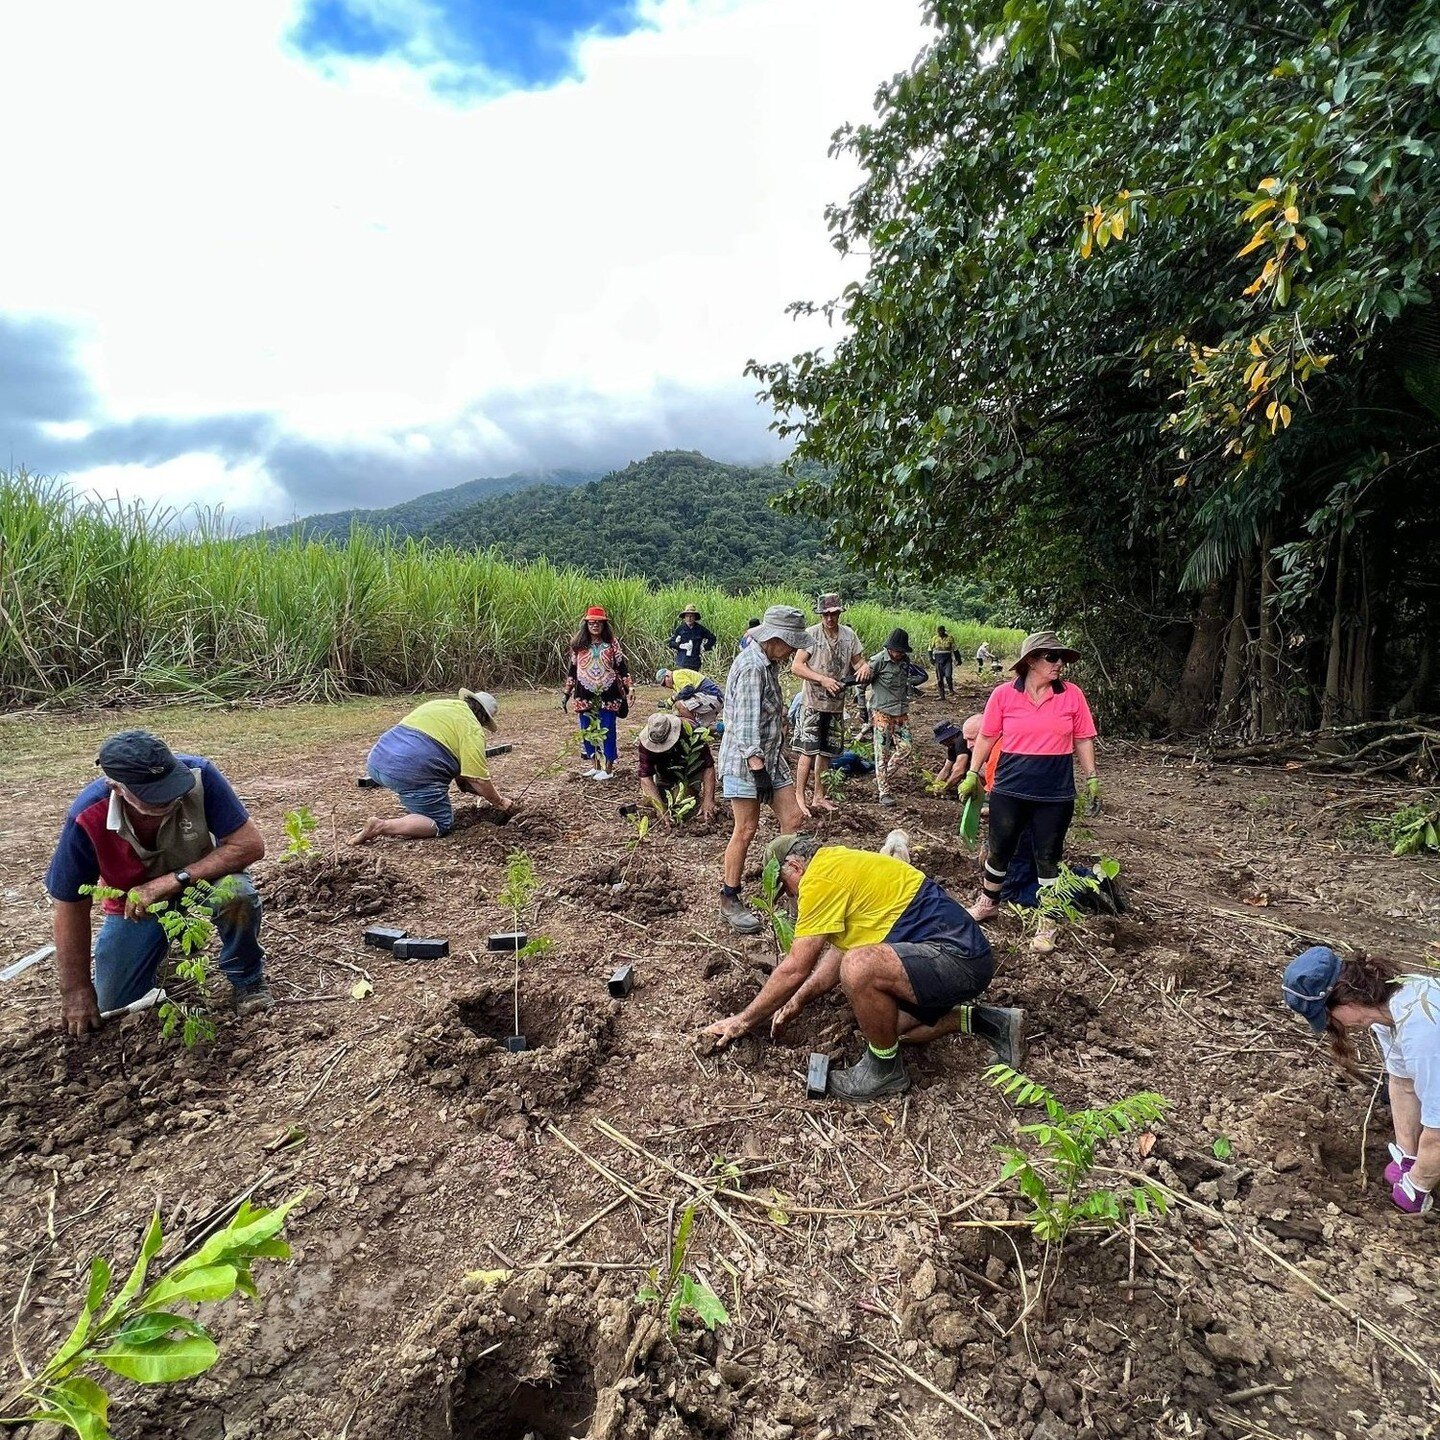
[1082,775,1102,816]
[957,770,984,803]
[959,794,982,844]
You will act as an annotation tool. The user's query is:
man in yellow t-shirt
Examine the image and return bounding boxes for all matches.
[657,667,723,725]
[351,689,517,844]
[704,836,1024,1101]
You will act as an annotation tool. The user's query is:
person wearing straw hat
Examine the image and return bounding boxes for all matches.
[636,712,717,824]
[704,833,1024,1101]
[957,630,1100,953]
[717,605,811,932]
[1281,946,1440,1214]
[353,688,516,844]
[45,729,272,1033]
[564,606,635,781]
[668,604,717,669]
[866,628,919,806]
[791,593,871,812]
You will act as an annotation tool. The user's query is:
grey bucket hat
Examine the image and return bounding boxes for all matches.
[750,605,808,649]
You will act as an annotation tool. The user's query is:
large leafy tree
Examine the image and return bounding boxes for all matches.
[751,0,1440,732]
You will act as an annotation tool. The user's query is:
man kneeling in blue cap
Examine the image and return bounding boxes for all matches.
[45,730,270,1036]
[1282,945,1440,1214]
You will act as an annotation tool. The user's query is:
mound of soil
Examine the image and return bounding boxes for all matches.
[260,853,401,923]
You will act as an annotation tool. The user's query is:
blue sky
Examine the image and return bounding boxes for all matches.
[0,0,928,523]
[291,0,648,91]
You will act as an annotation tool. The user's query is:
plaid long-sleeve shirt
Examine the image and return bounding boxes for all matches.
[718,644,790,780]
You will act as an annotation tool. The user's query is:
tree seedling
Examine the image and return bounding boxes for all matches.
[635,1203,729,1338]
[0,1192,301,1440]
[750,856,795,955]
[497,849,550,1051]
[987,1065,1170,1243]
[608,964,634,998]
[391,937,448,961]
[279,806,318,861]
[363,925,407,951]
[806,1053,830,1099]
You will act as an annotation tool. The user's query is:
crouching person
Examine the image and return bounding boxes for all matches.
[705,835,1024,1102]
[353,688,516,844]
[636,713,717,824]
[1282,946,1440,1214]
[45,730,271,1036]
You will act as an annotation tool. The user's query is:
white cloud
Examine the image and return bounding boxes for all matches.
[0,0,929,518]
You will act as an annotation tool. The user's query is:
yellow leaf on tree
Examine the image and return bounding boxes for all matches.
[1248,337,1264,358]
[1109,210,1126,240]
[1242,197,1277,222]
[1173,474,1189,488]
[1279,404,1292,426]
[1283,206,1299,224]
[1258,176,1279,193]
[1266,400,1278,420]
[1294,235,1307,250]
[1237,228,1270,258]
[1248,364,1269,392]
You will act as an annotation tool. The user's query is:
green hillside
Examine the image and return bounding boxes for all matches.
[264,467,600,542]
[430,450,995,620]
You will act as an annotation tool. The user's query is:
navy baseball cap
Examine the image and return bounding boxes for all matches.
[96,731,196,806]
[1281,946,1344,1033]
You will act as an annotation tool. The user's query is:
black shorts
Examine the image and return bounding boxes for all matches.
[893,940,995,1025]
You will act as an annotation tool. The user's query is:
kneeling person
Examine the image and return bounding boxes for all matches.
[353,688,515,843]
[636,713,717,823]
[706,835,1023,1101]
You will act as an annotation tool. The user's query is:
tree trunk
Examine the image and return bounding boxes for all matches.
[1258,530,1280,736]
[1320,537,1347,732]
[1217,554,1254,729]
[1169,580,1228,732]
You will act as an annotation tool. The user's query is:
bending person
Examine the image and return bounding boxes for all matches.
[1282,946,1440,1214]
[636,713,717,825]
[705,834,1024,1102]
[959,630,1100,952]
[353,688,514,843]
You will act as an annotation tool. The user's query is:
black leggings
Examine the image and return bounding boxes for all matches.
[982,792,1074,897]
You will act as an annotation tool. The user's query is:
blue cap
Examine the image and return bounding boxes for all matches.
[1281,946,1344,1033]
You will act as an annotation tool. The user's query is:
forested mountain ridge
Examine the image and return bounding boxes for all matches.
[264,467,600,542]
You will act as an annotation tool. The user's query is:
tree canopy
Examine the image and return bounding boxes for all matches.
[751,0,1439,732]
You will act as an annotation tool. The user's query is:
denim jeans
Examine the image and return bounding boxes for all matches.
[93,872,266,1011]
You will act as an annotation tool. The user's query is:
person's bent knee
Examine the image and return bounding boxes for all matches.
[840,944,887,990]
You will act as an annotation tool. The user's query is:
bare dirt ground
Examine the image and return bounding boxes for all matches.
[1,680,1438,1440]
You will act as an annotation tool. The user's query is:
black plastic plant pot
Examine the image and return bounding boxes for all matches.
[806,1053,830,1100]
[608,964,634,998]
[357,776,380,789]
[363,926,407,951]
[392,937,449,961]
[487,932,528,952]
[617,804,639,817]
[505,1035,528,1053]
[485,742,513,757]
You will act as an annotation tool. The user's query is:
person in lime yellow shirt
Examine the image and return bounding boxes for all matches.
[704,835,1024,1101]
[351,688,516,844]
[656,667,723,726]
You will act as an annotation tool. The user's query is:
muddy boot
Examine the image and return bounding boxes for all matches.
[962,1004,1025,1068]
[231,978,274,1017]
[829,1047,910,1103]
[719,893,761,935]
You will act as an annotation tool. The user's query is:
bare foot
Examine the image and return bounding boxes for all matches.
[349,817,384,846]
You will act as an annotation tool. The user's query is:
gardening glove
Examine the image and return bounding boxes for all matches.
[752,766,775,804]
[1082,775,1102,816]
[1391,1172,1433,1215]
[956,770,984,803]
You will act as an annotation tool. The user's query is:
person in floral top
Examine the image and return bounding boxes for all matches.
[564,606,634,782]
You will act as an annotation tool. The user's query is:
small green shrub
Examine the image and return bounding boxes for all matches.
[988,1066,1169,1243]
[1,1194,301,1439]
[1372,802,1440,858]
[635,1204,729,1337]
[279,806,318,861]
[751,856,795,954]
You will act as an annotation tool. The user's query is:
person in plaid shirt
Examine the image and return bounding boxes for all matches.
[716,606,810,933]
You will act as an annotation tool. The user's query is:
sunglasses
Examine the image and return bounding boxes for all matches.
[1036,650,1067,663]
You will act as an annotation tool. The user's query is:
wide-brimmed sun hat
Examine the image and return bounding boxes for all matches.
[585,606,609,621]
[816,593,844,614]
[1281,946,1344,1034]
[751,605,808,649]
[884,628,912,654]
[679,603,700,617]
[638,713,683,753]
[97,730,197,806]
[1012,630,1081,670]
[459,688,500,730]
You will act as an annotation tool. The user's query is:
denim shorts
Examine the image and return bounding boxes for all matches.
[721,768,795,801]
[367,759,454,835]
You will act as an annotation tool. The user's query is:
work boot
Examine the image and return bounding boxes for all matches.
[719,893,762,935]
[231,979,274,1017]
[967,1004,1026,1068]
[829,1048,910,1103]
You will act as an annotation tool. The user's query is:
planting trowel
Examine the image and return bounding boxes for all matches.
[101,987,167,1022]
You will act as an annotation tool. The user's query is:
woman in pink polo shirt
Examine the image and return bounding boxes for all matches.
[958,630,1100,951]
